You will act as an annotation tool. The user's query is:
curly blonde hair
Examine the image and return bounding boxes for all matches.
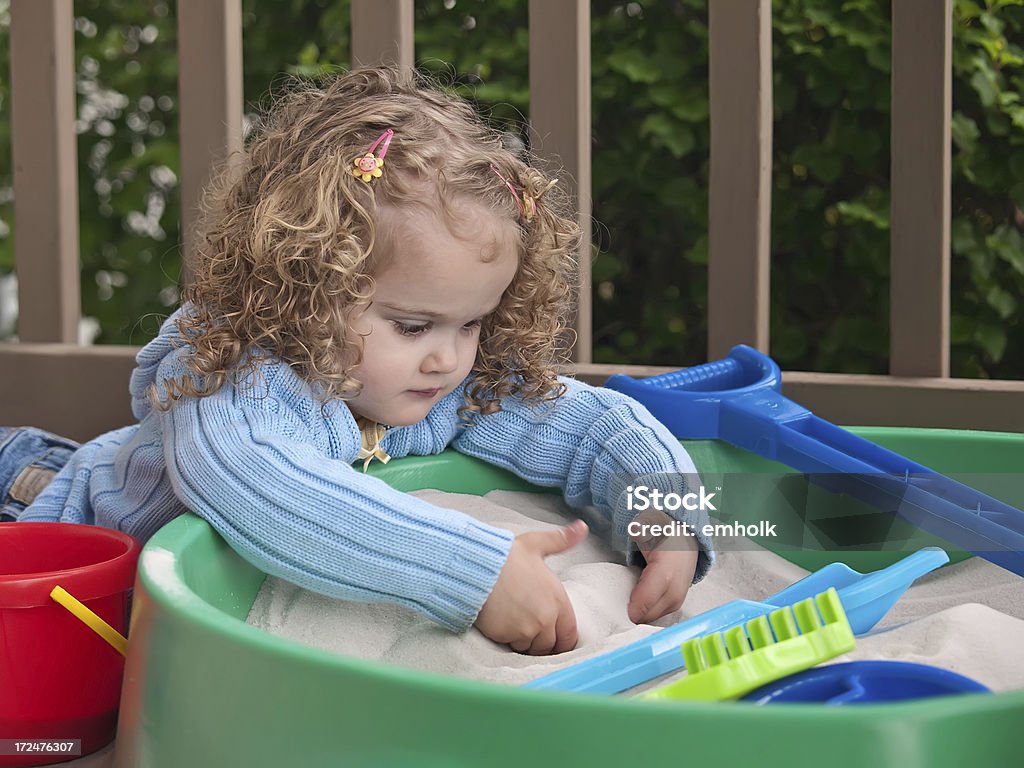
[166,66,581,417]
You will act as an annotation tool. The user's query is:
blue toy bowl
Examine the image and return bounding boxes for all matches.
[741,660,991,705]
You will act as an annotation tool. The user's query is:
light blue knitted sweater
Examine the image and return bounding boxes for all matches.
[23,310,714,630]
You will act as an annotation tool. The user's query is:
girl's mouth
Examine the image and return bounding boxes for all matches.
[409,388,441,398]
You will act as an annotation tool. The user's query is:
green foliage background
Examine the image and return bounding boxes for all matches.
[0,0,1021,377]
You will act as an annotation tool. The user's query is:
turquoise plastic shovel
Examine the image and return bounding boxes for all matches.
[523,547,948,695]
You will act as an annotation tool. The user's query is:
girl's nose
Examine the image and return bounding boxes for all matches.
[421,337,459,374]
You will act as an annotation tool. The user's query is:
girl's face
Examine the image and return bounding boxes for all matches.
[345,201,519,426]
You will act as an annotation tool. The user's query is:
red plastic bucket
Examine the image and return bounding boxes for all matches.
[0,523,140,766]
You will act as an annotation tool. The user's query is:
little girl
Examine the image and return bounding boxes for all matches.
[4,67,713,655]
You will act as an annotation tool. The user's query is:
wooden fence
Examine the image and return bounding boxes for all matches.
[2,0,1023,442]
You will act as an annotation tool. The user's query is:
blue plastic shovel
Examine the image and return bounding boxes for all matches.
[523,547,948,694]
[605,344,1024,578]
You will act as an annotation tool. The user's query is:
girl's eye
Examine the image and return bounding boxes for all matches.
[393,321,430,336]
[462,319,482,331]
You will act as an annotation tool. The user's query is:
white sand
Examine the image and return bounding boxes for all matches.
[247,489,1024,693]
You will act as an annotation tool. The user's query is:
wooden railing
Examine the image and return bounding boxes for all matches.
[2,0,1023,442]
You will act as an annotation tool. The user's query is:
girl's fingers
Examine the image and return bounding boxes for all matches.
[628,563,673,623]
[552,593,579,654]
[527,623,557,656]
[510,637,533,653]
[639,586,689,624]
[523,520,589,558]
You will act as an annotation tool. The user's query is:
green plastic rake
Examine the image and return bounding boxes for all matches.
[641,588,855,702]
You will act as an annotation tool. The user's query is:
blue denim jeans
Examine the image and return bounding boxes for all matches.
[0,427,80,522]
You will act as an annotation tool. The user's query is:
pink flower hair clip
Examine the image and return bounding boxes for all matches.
[352,129,394,183]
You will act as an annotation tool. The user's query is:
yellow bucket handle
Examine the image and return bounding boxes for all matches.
[50,585,128,657]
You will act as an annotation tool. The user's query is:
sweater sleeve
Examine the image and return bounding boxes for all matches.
[154,358,513,632]
[451,376,714,581]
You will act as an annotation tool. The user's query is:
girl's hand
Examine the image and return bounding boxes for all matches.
[627,510,699,624]
[474,520,588,655]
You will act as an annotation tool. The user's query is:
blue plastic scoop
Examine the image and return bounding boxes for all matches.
[606,344,1024,578]
[523,547,948,694]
